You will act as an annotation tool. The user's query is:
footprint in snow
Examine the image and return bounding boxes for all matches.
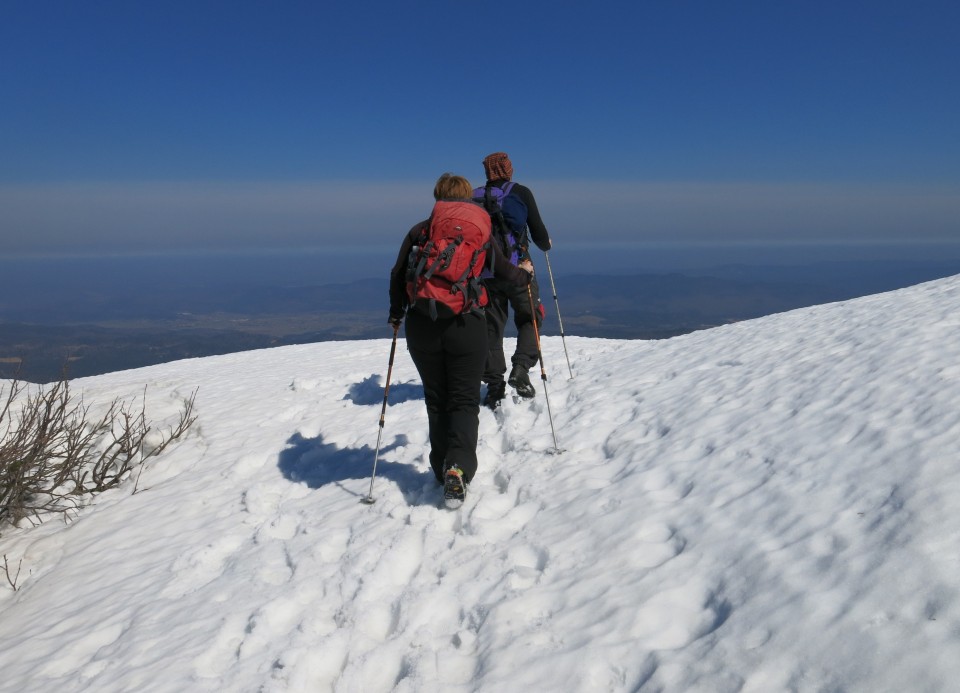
[629,522,686,569]
[160,532,247,600]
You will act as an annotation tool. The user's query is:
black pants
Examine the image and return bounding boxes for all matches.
[405,308,487,485]
[483,275,543,386]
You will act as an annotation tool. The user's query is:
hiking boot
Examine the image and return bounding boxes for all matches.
[508,364,536,399]
[443,466,466,508]
[483,381,506,410]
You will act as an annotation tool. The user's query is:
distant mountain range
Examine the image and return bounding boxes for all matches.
[4,259,959,383]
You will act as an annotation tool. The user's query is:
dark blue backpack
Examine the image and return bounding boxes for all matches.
[472,182,528,269]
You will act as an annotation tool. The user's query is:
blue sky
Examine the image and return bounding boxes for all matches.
[2,1,958,256]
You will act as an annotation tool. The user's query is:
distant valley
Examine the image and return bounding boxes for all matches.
[3,258,959,383]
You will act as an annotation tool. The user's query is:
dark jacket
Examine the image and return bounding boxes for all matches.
[485,179,552,252]
[389,214,531,320]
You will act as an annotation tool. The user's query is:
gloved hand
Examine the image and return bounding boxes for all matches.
[388,312,403,328]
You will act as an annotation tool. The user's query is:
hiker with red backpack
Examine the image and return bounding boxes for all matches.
[474,152,554,409]
[388,173,533,508]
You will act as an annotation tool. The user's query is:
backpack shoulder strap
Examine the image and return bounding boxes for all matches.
[417,218,431,242]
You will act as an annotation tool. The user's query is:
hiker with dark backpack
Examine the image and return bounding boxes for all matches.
[474,152,554,409]
[388,173,533,507]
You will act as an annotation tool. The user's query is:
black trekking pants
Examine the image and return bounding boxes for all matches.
[405,308,487,485]
[483,274,543,385]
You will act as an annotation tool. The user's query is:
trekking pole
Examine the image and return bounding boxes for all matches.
[526,279,563,454]
[361,322,400,504]
[543,251,574,379]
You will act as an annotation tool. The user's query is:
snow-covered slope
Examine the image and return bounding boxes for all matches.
[2,276,959,692]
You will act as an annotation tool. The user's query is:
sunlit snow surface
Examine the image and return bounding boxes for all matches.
[2,277,959,692]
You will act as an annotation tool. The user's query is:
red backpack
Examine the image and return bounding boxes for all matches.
[406,200,491,320]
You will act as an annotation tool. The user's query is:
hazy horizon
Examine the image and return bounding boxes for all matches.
[5,239,960,290]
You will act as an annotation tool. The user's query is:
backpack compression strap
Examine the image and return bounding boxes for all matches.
[422,237,462,280]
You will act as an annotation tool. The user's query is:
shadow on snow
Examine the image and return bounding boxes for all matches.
[277,431,434,505]
[344,374,423,406]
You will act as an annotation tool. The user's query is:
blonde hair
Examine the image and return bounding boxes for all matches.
[433,173,473,200]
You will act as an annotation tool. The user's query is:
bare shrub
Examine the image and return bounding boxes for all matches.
[0,373,198,529]
[3,554,23,591]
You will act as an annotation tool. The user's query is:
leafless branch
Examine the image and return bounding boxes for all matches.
[1,372,198,529]
[3,554,22,591]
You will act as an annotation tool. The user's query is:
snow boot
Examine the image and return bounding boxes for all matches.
[443,466,466,509]
[483,381,507,410]
[508,364,536,399]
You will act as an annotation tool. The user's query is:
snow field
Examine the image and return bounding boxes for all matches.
[1,276,959,691]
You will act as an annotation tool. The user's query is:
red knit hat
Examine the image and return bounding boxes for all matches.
[482,152,513,181]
